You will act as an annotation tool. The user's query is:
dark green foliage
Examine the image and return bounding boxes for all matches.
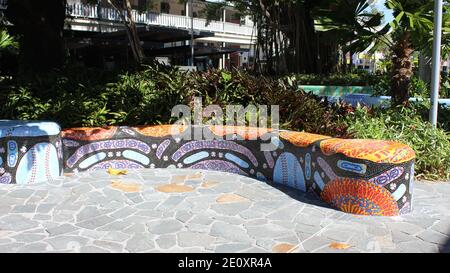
[187,69,351,137]
[346,105,450,180]
[373,75,450,132]
[0,65,350,137]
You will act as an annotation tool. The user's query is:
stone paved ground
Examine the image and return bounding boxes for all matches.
[0,168,449,253]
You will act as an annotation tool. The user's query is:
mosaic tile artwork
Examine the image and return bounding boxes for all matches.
[0,121,63,185]
[0,122,415,216]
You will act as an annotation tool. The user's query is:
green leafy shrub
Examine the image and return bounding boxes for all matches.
[103,65,190,126]
[373,74,450,99]
[409,96,450,133]
[186,69,351,137]
[0,65,351,136]
[0,29,18,52]
[346,106,450,181]
[0,66,127,127]
[368,75,450,132]
[441,74,450,98]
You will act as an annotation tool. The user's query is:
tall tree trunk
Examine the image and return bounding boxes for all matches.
[123,0,145,64]
[391,31,413,106]
[341,49,347,73]
[6,0,66,77]
[290,1,318,74]
[107,0,145,64]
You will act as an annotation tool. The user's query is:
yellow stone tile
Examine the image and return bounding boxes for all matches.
[201,181,219,189]
[328,242,351,250]
[156,183,194,193]
[187,172,203,180]
[216,194,249,204]
[272,243,298,253]
[107,167,128,176]
[110,181,141,193]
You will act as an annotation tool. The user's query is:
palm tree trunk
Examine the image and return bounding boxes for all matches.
[391,31,414,106]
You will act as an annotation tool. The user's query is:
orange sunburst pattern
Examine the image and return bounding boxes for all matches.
[320,178,399,216]
[207,126,273,140]
[319,138,415,164]
[61,127,118,141]
[279,131,331,148]
[133,125,187,137]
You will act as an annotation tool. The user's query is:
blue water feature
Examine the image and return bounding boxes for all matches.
[323,94,450,108]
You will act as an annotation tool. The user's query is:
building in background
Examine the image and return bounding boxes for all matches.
[1,0,256,70]
[66,0,257,70]
[351,51,385,73]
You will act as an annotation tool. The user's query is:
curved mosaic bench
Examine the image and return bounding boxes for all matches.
[0,121,63,184]
[0,122,415,216]
[60,125,415,216]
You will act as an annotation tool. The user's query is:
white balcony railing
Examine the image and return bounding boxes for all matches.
[0,0,7,9]
[66,3,255,36]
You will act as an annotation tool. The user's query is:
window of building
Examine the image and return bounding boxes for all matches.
[160,2,170,14]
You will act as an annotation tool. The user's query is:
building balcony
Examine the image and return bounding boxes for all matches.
[66,3,255,37]
[0,0,6,10]
[0,1,256,45]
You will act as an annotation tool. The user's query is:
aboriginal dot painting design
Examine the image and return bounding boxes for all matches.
[320,178,400,216]
[208,126,273,140]
[273,152,306,191]
[15,142,60,184]
[368,167,404,186]
[279,131,331,148]
[0,121,63,185]
[132,125,187,137]
[1,123,415,216]
[58,125,415,216]
[320,138,415,164]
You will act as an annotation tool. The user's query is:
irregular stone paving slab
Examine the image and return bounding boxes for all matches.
[155,184,194,193]
[110,181,142,193]
[216,194,250,204]
[201,181,219,189]
[0,169,449,253]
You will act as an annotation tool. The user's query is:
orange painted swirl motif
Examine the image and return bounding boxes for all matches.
[61,127,118,141]
[321,178,399,216]
[133,125,187,137]
[207,126,273,140]
[279,131,331,148]
[319,139,415,164]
